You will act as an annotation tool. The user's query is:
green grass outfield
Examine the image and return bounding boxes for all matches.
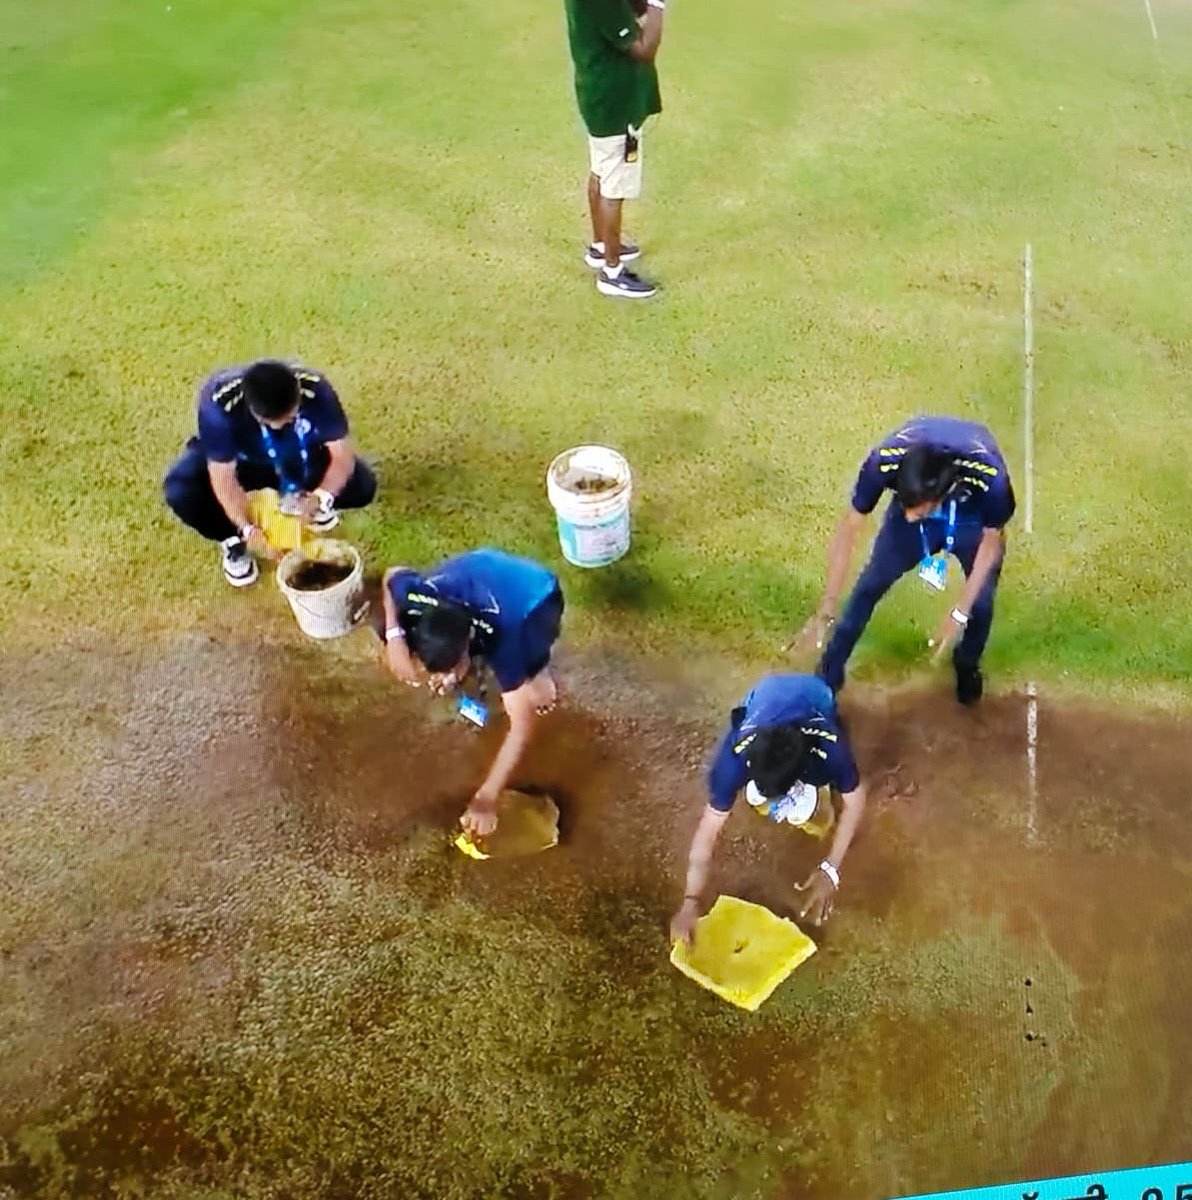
[2,0,1191,696]
[3,5,1192,1198]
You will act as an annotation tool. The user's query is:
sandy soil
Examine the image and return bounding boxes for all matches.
[1,631,1189,1199]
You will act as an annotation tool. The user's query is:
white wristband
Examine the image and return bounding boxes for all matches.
[950,607,970,626]
[385,625,405,643]
[647,0,665,9]
[817,860,840,889]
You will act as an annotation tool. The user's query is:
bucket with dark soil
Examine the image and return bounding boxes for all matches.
[287,559,354,592]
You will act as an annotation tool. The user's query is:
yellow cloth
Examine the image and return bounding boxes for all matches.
[453,791,559,861]
[246,489,319,553]
[670,895,817,1012]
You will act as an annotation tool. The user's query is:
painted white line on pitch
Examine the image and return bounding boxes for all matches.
[1022,244,1038,844]
[1022,242,1035,536]
[1026,682,1039,844]
[1143,0,1159,41]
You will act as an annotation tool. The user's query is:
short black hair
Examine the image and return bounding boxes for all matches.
[407,603,473,673]
[895,444,958,508]
[242,360,300,420]
[745,723,808,800]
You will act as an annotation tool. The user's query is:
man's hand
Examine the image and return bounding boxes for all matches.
[794,867,837,925]
[527,671,558,717]
[669,897,701,946]
[927,608,967,662]
[244,526,278,560]
[291,492,323,523]
[786,610,835,655]
[427,671,460,697]
[461,788,500,838]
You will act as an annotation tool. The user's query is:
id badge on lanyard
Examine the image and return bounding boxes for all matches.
[260,420,311,495]
[917,499,956,592]
[457,696,489,728]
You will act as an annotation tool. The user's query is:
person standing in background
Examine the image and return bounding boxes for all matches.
[564,0,665,299]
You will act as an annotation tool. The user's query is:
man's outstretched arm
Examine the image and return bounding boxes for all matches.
[788,507,868,651]
[670,805,730,944]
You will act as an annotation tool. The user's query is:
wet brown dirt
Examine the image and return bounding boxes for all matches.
[1,636,1190,1198]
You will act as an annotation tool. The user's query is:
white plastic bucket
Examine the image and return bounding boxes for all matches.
[546,445,632,568]
[276,540,367,639]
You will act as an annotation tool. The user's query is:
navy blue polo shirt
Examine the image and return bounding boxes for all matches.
[387,549,562,693]
[707,674,860,812]
[195,365,349,483]
[852,415,1016,530]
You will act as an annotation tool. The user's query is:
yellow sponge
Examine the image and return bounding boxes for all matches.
[453,791,559,861]
[246,489,318,553]
[670,895,817,1012]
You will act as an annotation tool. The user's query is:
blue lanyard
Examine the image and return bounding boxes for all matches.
[259,419,310,491]
[919,499,957,558]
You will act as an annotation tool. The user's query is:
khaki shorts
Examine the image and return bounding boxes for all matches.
[588,126,644,201]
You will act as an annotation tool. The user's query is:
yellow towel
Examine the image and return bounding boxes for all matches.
[453,791,559,860]
[246,489,318,554]
[670,895,817,1012]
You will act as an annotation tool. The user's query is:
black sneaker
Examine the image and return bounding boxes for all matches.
[955,663,984,706]
[584,240,641,269]
[596,267,656,300]
[220,536,259,588]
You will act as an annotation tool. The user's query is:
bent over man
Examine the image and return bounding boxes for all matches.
[671,673,867,945]
[795,415,1015,705]
[382,549,564,838]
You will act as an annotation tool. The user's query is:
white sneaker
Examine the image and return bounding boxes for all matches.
[220,536,259,587]
[308,508,340,534]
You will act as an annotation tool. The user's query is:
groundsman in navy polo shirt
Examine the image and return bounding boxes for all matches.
[382,549,565,838]
[671,674,868,945]
[163,360,376,588]
[791,415,1016,706]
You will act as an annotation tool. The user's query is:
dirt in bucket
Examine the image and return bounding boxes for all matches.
[287,559,353,592]
[564,471,619,494]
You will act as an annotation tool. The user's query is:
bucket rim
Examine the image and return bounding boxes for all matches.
[546,444,632,497]
[276,540,363,596]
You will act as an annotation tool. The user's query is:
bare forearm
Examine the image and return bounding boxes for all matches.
[683,845,713,900]
[824,787,866,871]
[820,512,864,614]
[381,574,398,626]
[959,532,1004,614]
[683,812,727,898]
[630,7,663,60]
[481,722,534,797]
[316,440,356,497]
[210,470,250,530]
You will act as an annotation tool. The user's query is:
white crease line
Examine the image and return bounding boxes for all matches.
[1143,0,1159,41]
[1022,242,1035,536]
[1023,243,1038,845]
[1026,682,1038,844]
